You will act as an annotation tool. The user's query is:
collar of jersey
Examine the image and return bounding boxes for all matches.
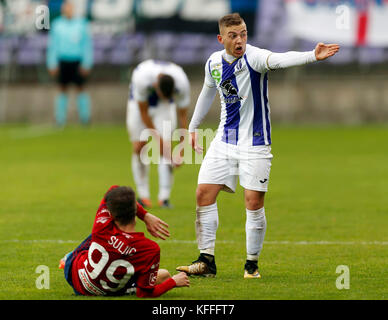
[222,51,244,65]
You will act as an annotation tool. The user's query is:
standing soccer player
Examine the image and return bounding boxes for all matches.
[126,59,190,209]
[60,185,189,297]
[176,13,339,278]
[46,1,93,126]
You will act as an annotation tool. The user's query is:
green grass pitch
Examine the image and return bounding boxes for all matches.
[0,124,387,300]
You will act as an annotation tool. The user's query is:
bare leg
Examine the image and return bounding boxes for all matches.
[196,184,223,207]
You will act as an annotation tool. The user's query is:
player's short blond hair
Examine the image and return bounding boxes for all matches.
[218,13,245,32]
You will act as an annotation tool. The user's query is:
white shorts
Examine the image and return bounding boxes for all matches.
[198,139,273,193]
[126,99,177,142]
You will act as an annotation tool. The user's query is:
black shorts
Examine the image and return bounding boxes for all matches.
[58,60,86,87]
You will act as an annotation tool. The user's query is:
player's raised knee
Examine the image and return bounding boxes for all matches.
[156,268,171,284]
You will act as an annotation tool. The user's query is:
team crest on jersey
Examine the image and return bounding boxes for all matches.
[149,272,157,286]
[234,59,246,75]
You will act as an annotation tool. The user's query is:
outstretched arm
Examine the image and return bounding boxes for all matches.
[314,42,340,61]
[267,43,340,70]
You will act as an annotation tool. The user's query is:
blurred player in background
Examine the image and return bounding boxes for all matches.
[46,0,93,127]
[127,59,190,209]
[176,13,339,278]
[59,185,190,297]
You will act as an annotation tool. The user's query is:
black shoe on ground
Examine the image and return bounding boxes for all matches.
[176,253,217,277]
[244,260,261,278]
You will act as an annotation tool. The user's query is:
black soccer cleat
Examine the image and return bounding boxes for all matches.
[244,260,261,278]
[176,253,217,277]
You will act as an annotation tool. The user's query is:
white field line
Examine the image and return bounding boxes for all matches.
[2,239,388,245]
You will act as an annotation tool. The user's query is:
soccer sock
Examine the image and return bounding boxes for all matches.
[76,92,91,124]
[55,93,68,126]
[245,207,267,262]
[158,162,173,201]
[196,202,218,257]
[131,153,150,199]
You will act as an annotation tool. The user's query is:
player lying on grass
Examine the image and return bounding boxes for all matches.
[59,185,189,297]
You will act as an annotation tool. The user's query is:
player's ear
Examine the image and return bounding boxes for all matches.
[217,34,224,45]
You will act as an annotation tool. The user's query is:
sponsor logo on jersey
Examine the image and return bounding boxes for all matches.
[220,79,238,96]
[211,68,222,84]
[220,80,243,104]
[96,217,110,224]
[78,268,105,295]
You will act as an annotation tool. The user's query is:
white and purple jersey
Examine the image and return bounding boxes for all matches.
[129,59,190,109]
[205,44,273,147]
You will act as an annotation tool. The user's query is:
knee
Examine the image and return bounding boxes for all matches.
[246,200,261,211]
[196,186,212,206]
[156,269,171,284]
[245,193,265,211]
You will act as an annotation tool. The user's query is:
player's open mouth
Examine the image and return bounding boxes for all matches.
[235,46,243,55]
